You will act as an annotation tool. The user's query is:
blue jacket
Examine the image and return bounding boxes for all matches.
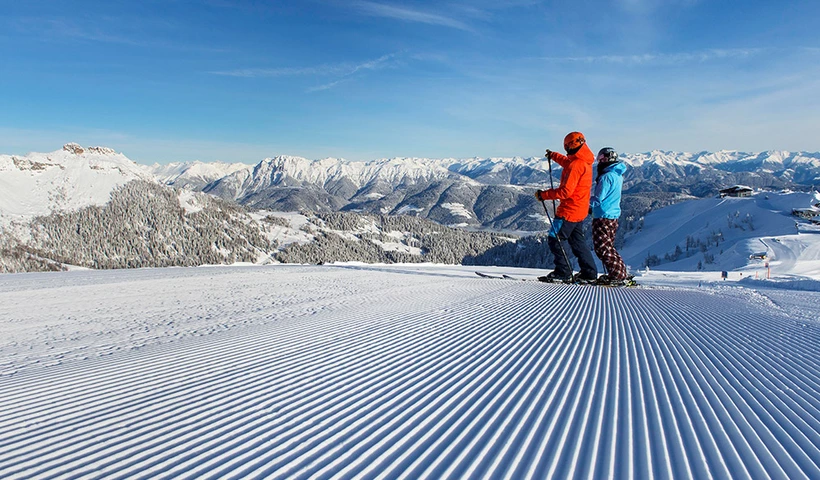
[590,162,626,219]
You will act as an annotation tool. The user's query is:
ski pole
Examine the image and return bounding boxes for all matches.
[547,156,558,216]
[545,155,573,272]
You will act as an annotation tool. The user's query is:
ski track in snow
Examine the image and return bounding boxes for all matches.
[1,265,820,479]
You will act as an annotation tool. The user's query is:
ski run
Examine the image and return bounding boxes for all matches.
[2,264,820,479]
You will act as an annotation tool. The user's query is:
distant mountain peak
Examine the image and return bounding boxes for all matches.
[62,143,86,155]
[62,143,117,156]
[0,144,153,219]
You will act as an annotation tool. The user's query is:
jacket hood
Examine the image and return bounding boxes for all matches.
[570,143,595,165]
[601,161,627,176]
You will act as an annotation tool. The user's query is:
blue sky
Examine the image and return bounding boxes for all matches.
[2,0,819,164]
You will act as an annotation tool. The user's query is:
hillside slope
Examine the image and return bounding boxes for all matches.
[620,191,820,277]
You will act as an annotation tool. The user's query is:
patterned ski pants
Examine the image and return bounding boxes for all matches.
[592,218,628,279]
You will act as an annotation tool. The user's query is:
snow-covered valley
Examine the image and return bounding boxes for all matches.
[2,264,820,479]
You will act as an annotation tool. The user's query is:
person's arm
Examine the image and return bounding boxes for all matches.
[541,163,581,201]
[547,150,570,168]
[590,175,613,208]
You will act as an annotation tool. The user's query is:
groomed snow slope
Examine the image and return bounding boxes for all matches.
[2,265,820,479]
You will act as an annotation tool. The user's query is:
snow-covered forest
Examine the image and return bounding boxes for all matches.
[0,182,549,273]
[1,181,271,272]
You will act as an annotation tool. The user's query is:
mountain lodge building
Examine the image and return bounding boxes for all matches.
[719,185,754,198]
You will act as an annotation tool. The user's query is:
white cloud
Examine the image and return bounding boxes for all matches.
[543,48,763,65]
[13,17,226,53]
[212,53,399,79]
[351,1,474,32]
[614,0,701,15]
[210,66,340,78]
[307,79,347,92]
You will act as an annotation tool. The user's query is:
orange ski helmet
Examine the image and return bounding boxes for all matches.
[563,131,586,154]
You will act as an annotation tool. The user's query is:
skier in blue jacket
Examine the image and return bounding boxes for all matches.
[590,147,630,285]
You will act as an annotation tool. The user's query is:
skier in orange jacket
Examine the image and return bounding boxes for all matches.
[534,131,598,283]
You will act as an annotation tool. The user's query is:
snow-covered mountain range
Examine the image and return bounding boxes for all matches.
[155,150,820,195]
[4,143,819,228]
[156,149,820,230]
[0,144,524,272]
[2,143,820,278]
[150,160,250,191]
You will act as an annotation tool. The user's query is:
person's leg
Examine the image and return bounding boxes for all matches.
[547,218,573,278]
[567,220,598,280]
[595,218,628,279]
[592,218,607,262]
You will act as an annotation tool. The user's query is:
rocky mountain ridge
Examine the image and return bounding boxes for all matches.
[163,150,819,231]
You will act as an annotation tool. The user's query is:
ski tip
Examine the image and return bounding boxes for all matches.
[475,271,500,279]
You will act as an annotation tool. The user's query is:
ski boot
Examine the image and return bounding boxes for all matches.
[537,271,573,283]
[572,273,598,285]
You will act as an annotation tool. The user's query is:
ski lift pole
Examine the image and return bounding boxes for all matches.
[544,155,572,273]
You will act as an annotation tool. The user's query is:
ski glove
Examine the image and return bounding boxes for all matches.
[545,149,553,160]
[535,189,550,201]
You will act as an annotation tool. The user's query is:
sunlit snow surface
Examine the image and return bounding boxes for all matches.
[2,264,820,479]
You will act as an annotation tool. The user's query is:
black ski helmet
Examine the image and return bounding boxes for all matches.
[596,147,619,164]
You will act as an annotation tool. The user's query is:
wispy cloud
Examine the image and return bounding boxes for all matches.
[543,48,763,65]
[351,1,474,32]
[348,53,400,74]
[212,53,399,78]
[614,0,702,15]
[308,53,402,92]
[307,79,348,93]
[210,65,340,78]
[15,18,227,53]
[23,18,153,47]
[211,53,402,92]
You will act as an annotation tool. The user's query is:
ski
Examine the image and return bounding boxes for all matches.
[595,275,639,288]
[476,271,640,287]
[599,278,639,288]
[475,272,529,281]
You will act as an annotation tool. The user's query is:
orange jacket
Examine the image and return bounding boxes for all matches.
[541,143,595,222]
